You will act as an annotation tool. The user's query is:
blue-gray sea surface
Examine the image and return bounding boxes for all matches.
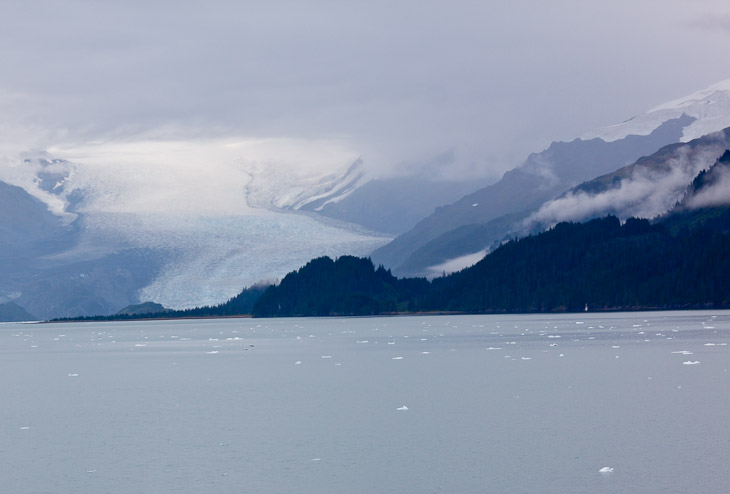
[1,312,728,494]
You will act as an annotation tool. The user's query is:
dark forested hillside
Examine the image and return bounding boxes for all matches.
[251,210,730,316]
[253,256,429,317]
[422,215,730,312]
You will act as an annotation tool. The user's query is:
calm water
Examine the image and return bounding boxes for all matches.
[1,312,728,494]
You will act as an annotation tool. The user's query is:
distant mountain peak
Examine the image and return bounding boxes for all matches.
[584,78,730,143]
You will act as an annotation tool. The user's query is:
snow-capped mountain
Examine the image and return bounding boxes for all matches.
[584,79,730,143]
[243,158,367,211]
[373,79,730,277]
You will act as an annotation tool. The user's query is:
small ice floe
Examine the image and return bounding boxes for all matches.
[575,321,584,325]
[392,356,404,360]
[520,357,532,360]
[672,350,693,355]
[134,344,146,347]
[472,203,478,207]
[598,466,614,473]
[205,351,219,354]
[421,351,430,355]
[20,426,30,430]
[486,347,502,350]
[611,345,620,349]
[704,343,717,346]
[387,341,396,345]
[68,373,79,377]
[548,335,561,339]
[559,353,564,357]
[682,361,700,365]
[396,405,409,411]
[294,361,302,365]
[549,343,558,347]
[321,355,332,359]
[311,458,322,462]
[356,340,369,344]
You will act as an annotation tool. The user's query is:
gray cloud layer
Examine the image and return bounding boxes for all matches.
[2,0,730,179]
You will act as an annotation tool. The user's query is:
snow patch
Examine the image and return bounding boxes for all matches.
[584,79,730,143]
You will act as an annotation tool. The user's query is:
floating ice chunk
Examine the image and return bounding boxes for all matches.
[559,353,564,357]
[20,426,30,430]
[672,350,693,355]
[321,355,332,359]
[421,351,430,354]
[134,344,146,347]
[549,343,558,347]
[611,345,620,349]
[295,361,302,365]
[387,341,395,345]
[704,343,716,346]
[396,405,409,411]
[68,373,79,377]
[485,347,502,350]
[311,458,322,462]
[576,321,584,325]
[521,357,532,360]
[206,351,219,354]
[598,466,614,473]
[682,361,700,365]
[392,356,404,360]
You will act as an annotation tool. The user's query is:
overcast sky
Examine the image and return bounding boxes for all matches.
[2,0,730,182]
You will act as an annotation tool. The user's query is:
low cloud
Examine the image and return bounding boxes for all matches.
[686,163,730,208]
[525,140,729,229]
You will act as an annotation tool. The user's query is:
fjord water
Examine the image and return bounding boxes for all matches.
[1,312,728,494]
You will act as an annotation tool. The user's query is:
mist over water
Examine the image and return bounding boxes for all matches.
[1,312,728,493]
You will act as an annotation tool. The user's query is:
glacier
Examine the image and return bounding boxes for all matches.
[0,141,390,315]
